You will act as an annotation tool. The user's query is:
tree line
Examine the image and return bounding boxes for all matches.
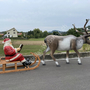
[27,28,63,38]
[27,25,90,38]
[1,25,90,39]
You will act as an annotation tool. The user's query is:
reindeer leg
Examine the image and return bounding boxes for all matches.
[74,49,82,65]
[70,39,81,65]
[66,50,70,64]
[42,46,50,65]
[50,50,60,67]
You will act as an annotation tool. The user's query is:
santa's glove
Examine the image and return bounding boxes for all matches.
[18,44,23,52]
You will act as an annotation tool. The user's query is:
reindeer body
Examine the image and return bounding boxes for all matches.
[57,35,76,51]
[42,19,90,67]
[57,35,84,51]
[45,35,84,51]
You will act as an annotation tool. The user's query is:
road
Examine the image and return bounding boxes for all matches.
[0,57,90,90]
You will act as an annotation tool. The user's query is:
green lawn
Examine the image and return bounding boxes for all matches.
[0,38,90,57]
[8,38,45,41]
[0,44,46,57]
[18,44,46,55]
[0,44,90,57]
[28,38,45,41]
[0,44,4,56]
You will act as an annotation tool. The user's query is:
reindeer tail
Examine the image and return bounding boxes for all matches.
[44,38,47,43]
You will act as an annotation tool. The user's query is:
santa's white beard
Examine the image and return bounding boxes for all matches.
[3,43,14,49]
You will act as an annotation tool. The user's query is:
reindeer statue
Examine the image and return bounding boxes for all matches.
[42,19,90,67]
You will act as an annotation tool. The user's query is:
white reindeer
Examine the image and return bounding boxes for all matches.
[42,19,90,67]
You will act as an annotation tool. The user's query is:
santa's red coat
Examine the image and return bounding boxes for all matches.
[4,45,25,62]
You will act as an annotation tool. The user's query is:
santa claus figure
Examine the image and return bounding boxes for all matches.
[2,38,31,67]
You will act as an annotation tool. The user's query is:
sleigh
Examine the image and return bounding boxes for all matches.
[0,52,41,74]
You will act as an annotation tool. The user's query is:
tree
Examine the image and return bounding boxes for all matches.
[53,31,60,35]
[27,30,34,38]
[43,31,48,37]
[33,28,42,38]
[67,28,82,37]
[27,30,34,35]
[87,25,90,29]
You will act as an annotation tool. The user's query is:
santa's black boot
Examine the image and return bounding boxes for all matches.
[22,60,31,67]
[22,61,28,68]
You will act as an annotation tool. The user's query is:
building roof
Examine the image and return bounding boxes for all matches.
[6,28,18,32]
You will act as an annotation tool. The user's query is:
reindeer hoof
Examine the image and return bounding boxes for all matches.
[42,64,46,66]
[56,65,60,67]
[78,63,82,65]
[66,62,70,64]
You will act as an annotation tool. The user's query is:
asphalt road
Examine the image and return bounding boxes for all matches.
[0,57,90,90]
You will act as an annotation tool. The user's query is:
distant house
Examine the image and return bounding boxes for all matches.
[0,33,4,36]
[6,28,18,37]
[17,33,22,36]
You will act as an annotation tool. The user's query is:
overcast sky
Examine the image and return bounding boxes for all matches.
[0,0,90,32]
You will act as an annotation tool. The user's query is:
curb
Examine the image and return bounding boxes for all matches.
[24,51,90,60]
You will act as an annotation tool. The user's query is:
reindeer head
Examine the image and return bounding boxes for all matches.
[72,19,90,44]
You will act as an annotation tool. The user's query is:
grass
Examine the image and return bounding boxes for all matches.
[0,38,90,57]
[28,38,45,41]
[9,38,45,41]
[0,44,46,57]
[19,44,46,55]
[0,38,45,57]
[0,44,90,57]
[0,44,4,56]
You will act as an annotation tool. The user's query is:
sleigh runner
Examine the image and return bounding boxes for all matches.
[0,52,41,74]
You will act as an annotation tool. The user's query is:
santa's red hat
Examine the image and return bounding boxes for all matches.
[2,38,11,44]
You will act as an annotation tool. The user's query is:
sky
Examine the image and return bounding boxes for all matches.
[0,0,90,32]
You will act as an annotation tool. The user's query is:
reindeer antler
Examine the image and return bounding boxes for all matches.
[83,19,90,34]
[72,24,84,35]
[72,24,77,32]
